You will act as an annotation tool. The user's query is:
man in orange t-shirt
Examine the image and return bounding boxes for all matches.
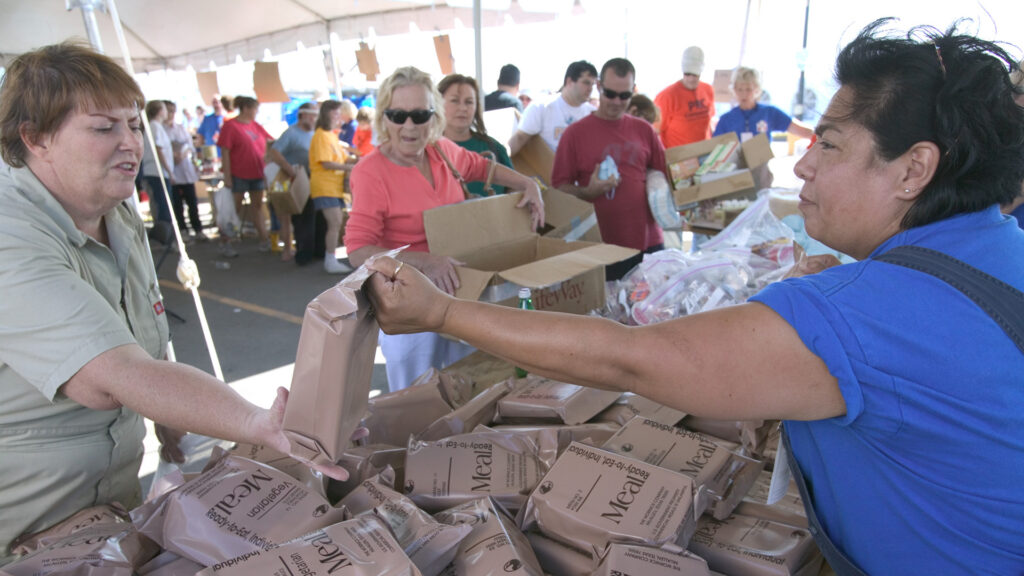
[654,46,716,148]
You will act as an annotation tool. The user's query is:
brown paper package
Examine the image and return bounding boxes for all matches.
[495,375,622,425]
[416,378,514,441]
[1,522,159,576]
[602,416,764,520]
[130,452,345,567]
[434,497,544,576]
[338,468,471,576]
[593,392,688,427]
[595,543,712,576]
[327,443,407,504]
[517,442,697,558]
[363,368,474,447]
[10,502,130,556]
[283,258,381,467]
[194,515,421,576]
[688,513,822,576]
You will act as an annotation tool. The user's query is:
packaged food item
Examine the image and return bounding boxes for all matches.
[195,515,421,576]
[687,514,822,576]
[489,422,621,455]
[518,442,698,557]
[131,451,345,566]
[283,251,391,467]
[525,531,593,576]
[136,550,205,576]
[363,368,474,447]
[495,376,621,425]
[417,378,514,441]
[680,417,778,458]
[403,428,557,513]
[434,497,543,576]
[327,444,407,504]
[601,417,763,519]
[733,471,807,529]
[1,522,158,576]
[10,503,130,556]
[595,543,711,576]
[592,392,687,427]
[231,442,327,497]
[338,469,471,576]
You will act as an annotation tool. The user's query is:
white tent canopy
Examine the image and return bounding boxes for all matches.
[0,0,562,72]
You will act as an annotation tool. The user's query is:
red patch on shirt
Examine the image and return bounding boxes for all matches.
[154,301,165,315]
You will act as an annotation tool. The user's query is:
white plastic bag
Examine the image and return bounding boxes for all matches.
[647,169,682,229]
[212,185,239,237]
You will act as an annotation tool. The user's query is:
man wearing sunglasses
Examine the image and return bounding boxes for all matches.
[552,58,667,281]
[655,46,716,148]
[508,60,597,156]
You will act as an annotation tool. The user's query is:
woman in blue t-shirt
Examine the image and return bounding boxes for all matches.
[713,66,815,143]
[366,20,1024,575]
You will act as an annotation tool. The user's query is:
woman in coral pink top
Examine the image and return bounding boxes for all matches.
[344,66,545,391]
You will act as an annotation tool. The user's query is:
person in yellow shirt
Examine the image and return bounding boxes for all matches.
[309,100,356,274]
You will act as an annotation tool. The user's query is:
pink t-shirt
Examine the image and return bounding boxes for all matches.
[344,137,490,254]
[552,113,666,252]
[217,119,273,179]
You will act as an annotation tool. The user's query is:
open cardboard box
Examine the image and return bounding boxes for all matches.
[510,134,555,187]
[667,132,773,208]
[424,189,636,315]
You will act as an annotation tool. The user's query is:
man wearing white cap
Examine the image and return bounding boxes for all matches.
[654,46,716,148]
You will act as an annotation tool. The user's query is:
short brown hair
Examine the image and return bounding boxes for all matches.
[0,41,144,167]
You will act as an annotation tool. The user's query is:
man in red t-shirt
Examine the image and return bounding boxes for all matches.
[218,96,274,252]
[655,46,716,148]
[552,58,666,281]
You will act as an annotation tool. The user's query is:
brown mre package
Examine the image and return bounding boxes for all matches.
[517,442,697,557]
[404,427,557,513]
[327,443,407,503]
[363,368,474,447]
[733,471,807,529]
[434,497,543,576]
[1,522,158,576]
[136,550,205,576]
[525,531,593,576]
[602,416,763,520]
[196,515,421,576]
[681,416,778,458]
[495,376,621,425]
[339,469,471,576]
[130,452,345,566]
[592,392,687,427]
[231,442,328,497]
[416,378,514,441]
[595,543,712,576]
[687,514,822,576]
[10,503,130,556]
[283,255,382,467]
[490,422,621,455]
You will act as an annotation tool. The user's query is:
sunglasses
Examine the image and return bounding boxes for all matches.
[602,88,633,101]
[383,108,435,125]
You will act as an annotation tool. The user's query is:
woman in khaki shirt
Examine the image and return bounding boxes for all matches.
[0,42,347,565]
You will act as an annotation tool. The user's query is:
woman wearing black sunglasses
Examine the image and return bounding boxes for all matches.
[343,66,545,392]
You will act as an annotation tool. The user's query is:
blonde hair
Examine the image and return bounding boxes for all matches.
[374,66,445,146]
[731,66,762,90]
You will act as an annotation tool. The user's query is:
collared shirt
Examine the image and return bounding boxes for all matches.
[0,163,169,563]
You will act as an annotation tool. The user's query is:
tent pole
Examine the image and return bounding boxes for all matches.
[66,0,106,53]
[474,0,483,89]
[328,23,344,98]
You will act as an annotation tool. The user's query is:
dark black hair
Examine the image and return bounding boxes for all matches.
[600,58,635,83]
[564,60,598,84]
[834,18,1024,228]
[497,64,520,86]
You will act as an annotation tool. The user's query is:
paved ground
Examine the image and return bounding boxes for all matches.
[139,210,390,488]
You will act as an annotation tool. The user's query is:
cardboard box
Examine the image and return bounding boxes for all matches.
[267,165,310,216]
[424,190,637,315]
[667,132,773,208]
[510,134,555,187]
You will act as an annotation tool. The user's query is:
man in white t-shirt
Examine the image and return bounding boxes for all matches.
[508,60,597,155]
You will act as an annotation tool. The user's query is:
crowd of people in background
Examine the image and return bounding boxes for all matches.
[143,40,1024,282]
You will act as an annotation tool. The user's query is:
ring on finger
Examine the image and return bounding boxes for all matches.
[393,261,405,278]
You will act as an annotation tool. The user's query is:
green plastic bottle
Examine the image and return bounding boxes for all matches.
[514,287,533,378]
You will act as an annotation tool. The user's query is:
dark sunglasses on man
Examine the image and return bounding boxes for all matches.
[383,108,435,125]
[602,88,633,101]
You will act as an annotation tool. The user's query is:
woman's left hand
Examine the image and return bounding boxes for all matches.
[515,178,545,231]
